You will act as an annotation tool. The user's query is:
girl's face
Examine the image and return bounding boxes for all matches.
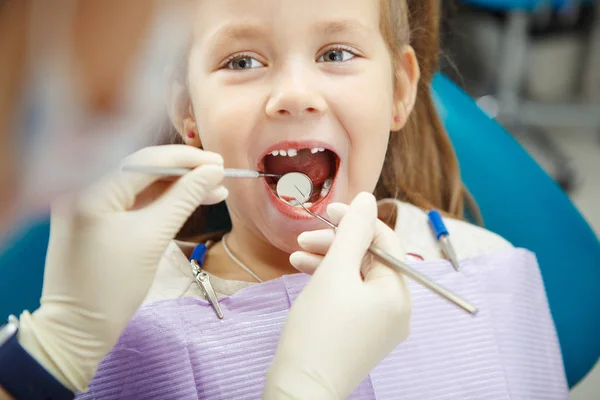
[187,0,416,253]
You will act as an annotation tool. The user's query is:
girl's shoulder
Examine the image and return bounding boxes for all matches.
[378,199,513,261]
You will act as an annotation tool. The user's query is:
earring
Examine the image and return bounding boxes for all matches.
[187,131,195,138]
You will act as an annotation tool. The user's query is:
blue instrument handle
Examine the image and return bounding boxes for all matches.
[190,243,208,266]
[428,210,449,240]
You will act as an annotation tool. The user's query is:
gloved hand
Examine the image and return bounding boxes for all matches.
[264,193,412,399]
[17,145,228,393]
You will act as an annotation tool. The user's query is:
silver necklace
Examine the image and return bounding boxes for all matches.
[221,234,264,283]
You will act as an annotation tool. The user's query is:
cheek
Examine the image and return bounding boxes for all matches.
[189,80,270,232]
[347,129,389,197]
[333,71,394,195]
[191,82,261,160]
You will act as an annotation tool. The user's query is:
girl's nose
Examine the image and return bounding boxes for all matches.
[265,64,328,119]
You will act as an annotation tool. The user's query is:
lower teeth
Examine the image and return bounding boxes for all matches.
[289,177,332,207]
[320,178,332,198]
[281,177,333,207]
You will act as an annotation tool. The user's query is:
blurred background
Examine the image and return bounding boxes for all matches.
[440,1,599,397]
[0,0,598,398]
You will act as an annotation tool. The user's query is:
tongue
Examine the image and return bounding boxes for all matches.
[264,150,333,185]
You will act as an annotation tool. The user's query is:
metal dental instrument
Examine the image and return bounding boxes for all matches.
[428,210,460,272]
[292,186,478,315]
[276,172,314,205]
[121,165,281,179]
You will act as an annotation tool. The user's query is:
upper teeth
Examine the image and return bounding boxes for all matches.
[270,148,325,157]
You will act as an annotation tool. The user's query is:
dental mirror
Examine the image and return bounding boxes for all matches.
[276,172,313,204]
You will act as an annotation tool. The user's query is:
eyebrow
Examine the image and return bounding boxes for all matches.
[206,18,371,47]
[315,19,372,37]
[205,22,269,52]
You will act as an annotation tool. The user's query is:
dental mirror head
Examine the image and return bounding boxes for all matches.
[276,172,313,204]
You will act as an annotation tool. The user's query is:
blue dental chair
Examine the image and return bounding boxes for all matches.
[1,73,599,389]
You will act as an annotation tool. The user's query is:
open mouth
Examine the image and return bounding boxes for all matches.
[258,145,340,207]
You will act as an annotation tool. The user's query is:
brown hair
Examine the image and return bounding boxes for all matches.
[169,0,480,239]
[376,0,479,222]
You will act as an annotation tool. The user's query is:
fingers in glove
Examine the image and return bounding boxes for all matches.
[297,229,335,255]
[151,164,226,221]
[81,145,223,213]
[139,176,228,211]
[327,203,407,285]
[289,251,324,275]
[202,186,230,205]
[318,192,377,282]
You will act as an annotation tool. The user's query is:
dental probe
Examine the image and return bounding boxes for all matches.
[292,186,478,315]
[121,165,281,179]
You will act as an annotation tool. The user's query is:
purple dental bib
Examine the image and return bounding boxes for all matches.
[77,249,568,399]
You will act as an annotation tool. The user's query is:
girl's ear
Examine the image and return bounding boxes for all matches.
[390,45,420,131]
[166,73,202,147]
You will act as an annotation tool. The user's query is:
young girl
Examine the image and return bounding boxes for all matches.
[14,0,568,398]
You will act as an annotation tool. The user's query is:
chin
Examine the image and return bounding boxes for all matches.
[264,230,305,255]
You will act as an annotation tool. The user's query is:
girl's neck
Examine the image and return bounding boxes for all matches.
[199,202,398,282]
[202,226,298,283]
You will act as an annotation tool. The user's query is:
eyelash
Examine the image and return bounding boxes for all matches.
[221,52,257,69]
[220,45,360,70]
[319,45,359,61]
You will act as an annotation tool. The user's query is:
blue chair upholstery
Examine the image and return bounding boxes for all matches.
[1,73,599,388]
[461,0,582,12]
[0,217,49,322]
[432,73,600,388]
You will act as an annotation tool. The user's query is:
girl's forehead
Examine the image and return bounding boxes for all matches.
[192,0,381,43]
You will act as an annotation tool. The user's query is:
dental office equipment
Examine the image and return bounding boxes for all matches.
[121,165,281,179]
[428,210,460,272]
[123,165,477,313]
[274,172,314,205]
[289,184,478,315]
[189,244,224,319]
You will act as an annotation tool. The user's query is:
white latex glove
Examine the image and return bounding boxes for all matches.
[264,193,412,400]
[16,145,228,393]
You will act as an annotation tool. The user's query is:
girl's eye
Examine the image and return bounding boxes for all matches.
[226,56,265,70]
[317,48,356,63]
